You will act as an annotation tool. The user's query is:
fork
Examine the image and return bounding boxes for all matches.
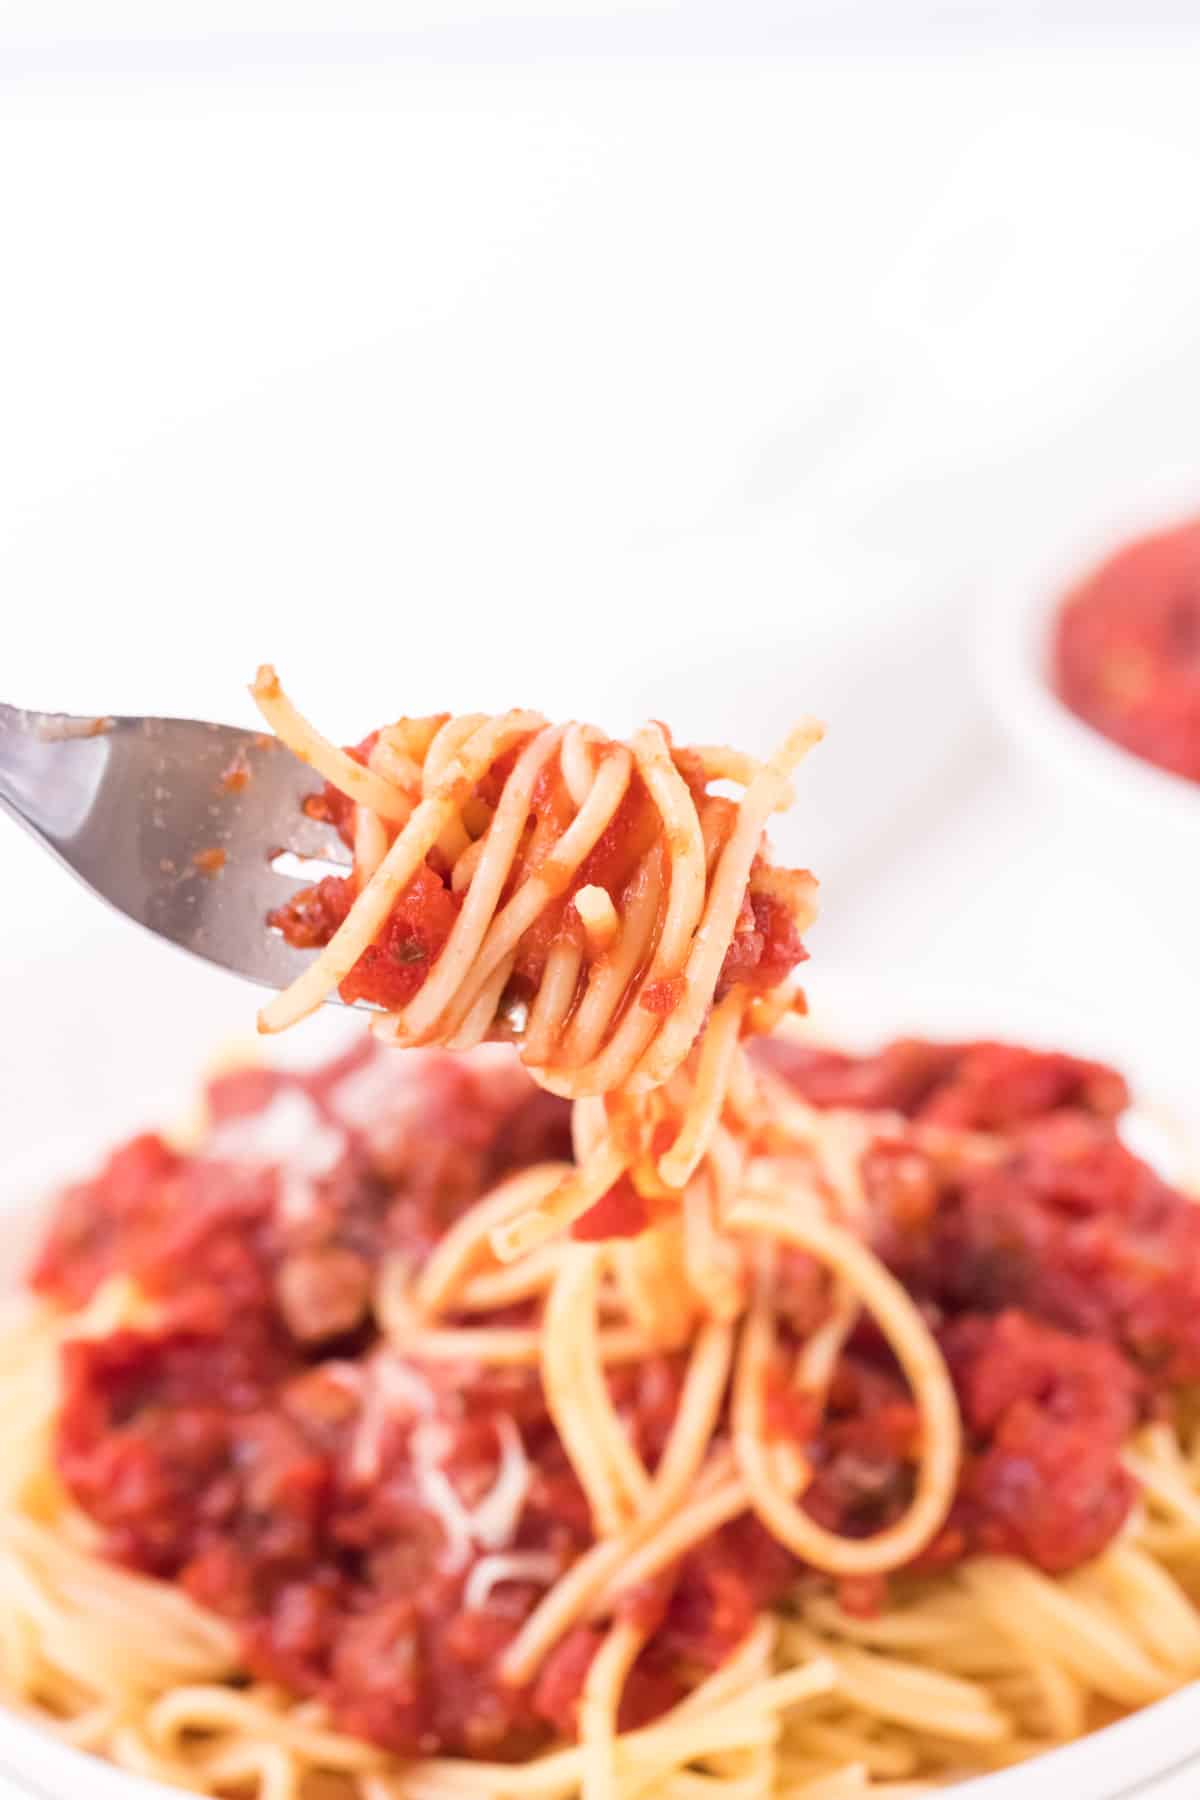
[0,701,351,996]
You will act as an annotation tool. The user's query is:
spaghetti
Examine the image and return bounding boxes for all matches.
[4,1034,1200,1796]
[254,669,821,1253]
[2,682,1200,1797]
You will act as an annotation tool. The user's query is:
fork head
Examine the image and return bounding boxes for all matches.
[0,703,351,996]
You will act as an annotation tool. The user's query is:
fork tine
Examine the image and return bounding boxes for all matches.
[0,706,365,1004]
[281,813,353,866]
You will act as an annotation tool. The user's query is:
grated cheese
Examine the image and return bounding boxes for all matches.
[329,1054,420,1133]
[470,1417,532,1550]
[463,1552,560,1613]
[410,1415,533,1570]
[207,1090,346,1224]
[347,1352,437,1484]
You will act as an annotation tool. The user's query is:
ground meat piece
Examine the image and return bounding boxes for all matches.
[275,1248,371,1342]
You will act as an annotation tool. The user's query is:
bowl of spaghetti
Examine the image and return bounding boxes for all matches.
[2,677,1200,1800]
[0,1006,1198,1800]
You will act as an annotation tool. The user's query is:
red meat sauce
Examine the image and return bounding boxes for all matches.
[30,1034,1200,1758]
[760,1036,1200,1576]
[35,1043,780,1757]
[270,732,810,1016]
[1052,516,1200,783]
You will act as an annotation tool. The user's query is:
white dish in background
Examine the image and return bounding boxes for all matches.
[0,970,1197,1798]
[974,492,1200,848]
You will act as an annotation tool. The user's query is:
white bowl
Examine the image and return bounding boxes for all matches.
[0,970,1197,1799]
[974,497,1200,849]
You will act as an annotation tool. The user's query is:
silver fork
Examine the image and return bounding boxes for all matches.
[0,701,351,996]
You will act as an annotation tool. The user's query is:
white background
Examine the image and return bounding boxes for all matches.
[1,4,1199,1142]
